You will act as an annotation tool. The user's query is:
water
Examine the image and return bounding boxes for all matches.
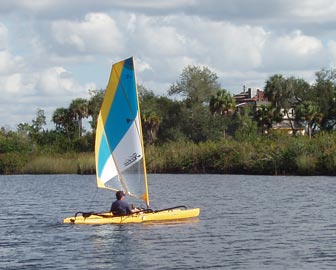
[0,174,336,269]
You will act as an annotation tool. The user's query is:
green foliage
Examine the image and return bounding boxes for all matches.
[264,74,288,108]
[2,66,336,175]
[139,85,188,144]
[73,133,94,152]
[145,133,336,175]
[231,107,258,140]
[0,130,32,153]
[295,100,322,139]
[52,91,100,142]
[69,98,89,138]
[254,104,282,133]
[313,69,336,130]
[296,154,318,175]
[208,89,236,138]
[167,65,224,143]
[52,107,76,141]
[31,108,46,133]
[88,89,104,130]
[168,65,220,105]
[33,130,72,153]
[263,70,336,135]
[209,89,236,116]
[315,132,336,175]
[0,152,29,174]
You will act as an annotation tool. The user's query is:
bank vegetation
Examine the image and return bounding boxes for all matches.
[1,66,336,175]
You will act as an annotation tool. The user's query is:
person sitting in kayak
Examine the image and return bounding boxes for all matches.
[110,190,138,216]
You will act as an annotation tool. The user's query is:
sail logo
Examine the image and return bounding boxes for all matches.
[124,152,141,166]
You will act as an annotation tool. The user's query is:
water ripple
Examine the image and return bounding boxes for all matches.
[1,174,336,269]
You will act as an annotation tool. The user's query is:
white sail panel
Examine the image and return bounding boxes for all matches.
[103,116,145,197]
[100,156,118,184]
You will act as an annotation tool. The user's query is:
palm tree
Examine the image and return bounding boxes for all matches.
[255,105,282,134]
[264,74,287,108]
[52,107,72,141]
[69,98,88,138]
[88,89,105,131]
[209,89,235,137]
[295,101,322,139]
[209,89,235,116]
[142,112,161,145]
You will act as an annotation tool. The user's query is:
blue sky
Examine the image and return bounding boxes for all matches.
[1,0,336,129]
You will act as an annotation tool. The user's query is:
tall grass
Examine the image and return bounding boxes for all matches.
[77,153,95,174]
[22,153,95,174]
[146,133,336,175]
[2,132,336,175]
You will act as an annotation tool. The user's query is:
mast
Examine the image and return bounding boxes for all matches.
[133,56,150,207]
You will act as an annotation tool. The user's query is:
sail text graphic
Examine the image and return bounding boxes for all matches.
[124,152,141,166]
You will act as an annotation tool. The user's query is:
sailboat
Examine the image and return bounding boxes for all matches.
[63,57,200,224]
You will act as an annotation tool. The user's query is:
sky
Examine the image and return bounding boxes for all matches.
[1,0,336,130]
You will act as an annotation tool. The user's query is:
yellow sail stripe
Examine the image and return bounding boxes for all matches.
[95,60,125,188]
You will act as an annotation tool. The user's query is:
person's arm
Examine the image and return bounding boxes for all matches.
[123,202,134,214]
[131,208,139,213]
[125,202,139,214]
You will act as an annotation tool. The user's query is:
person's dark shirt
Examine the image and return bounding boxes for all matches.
[111,200,132,215]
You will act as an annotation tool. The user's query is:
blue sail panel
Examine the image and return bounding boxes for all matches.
[105,58,136,146]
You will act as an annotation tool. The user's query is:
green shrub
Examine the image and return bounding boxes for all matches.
[0,152,29,174]
[2,131,336,175]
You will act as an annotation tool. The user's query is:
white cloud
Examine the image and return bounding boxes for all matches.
[33,67,96,113]
[262,31,324,71]
[0,50,25,74]
[1,1,336,129]
[328,40,336,66]
[3,73,25,94]
[277,31,322,55]
[291,0,336,20]
[0,23,8,49]
[0,23,25,75]
[135,58,152,73]
[37,67,78,94]
[180,18,266,70]
[51,13,124,54]
[0,64,95,129]
[123,14,268,86]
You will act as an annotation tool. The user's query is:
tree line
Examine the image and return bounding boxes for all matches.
[141,66,336,144]
[0,65,336,174]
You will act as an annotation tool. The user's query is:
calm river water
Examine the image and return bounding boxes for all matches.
[0,174,335,269]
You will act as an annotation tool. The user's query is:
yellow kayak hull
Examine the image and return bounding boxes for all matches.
[63,208,200,224]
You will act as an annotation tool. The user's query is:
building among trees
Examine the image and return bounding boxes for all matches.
[233,86,305,135]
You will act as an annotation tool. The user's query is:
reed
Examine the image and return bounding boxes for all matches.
[3,132,336,175]
[22,153,95,174]
[77,153,95,174]
[22,156,77,174]
[296,154,318,175]
[145,133,336,175]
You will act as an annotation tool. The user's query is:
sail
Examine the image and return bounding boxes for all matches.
[95,57,149,207]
